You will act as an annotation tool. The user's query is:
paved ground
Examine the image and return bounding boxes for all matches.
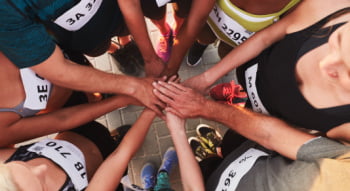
[87,11,238,189]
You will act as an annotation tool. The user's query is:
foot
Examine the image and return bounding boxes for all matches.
[186,41,208,67]
[156,28,173,63]
[141,163,156,190]
[196,124,222,154]
[188,137,216,162]
[209,81,248,107]
[158,147,178,174]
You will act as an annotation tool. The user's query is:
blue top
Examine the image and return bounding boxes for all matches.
[0,0,123,68]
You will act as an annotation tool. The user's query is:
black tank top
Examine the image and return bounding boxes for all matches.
[237,8,350,132]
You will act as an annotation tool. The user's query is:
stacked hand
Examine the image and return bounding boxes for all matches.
[153,81,206,118]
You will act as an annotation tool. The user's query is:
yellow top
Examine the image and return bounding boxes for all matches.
[207,0,300,46]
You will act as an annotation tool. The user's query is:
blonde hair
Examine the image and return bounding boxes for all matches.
[0,164,19,191]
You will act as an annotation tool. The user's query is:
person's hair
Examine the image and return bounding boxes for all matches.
[312,8,350,38]
[0,164,19,191]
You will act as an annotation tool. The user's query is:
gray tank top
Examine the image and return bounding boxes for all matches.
[0,68,52,117]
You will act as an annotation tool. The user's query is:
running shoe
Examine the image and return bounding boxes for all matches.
[188,137,216,162]
[196,124,222,153]
[156,27,173,63]
[158,147,178,174]
[209,81,248,107]
[141,163,156,190]
[186,41,208,67]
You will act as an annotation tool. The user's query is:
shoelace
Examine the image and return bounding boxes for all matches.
[195,142,215,159]
[207,132,221,147]
[161,156,176,172]
[143,175,155,189]
[225,81,247,105]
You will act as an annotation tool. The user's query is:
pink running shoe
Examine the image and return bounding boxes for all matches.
[209,81,248,107]
[156,29,173,62]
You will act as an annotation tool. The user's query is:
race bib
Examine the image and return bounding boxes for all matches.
[54,0,102,31]
[215,148,269,191]
[27,139,88,191]
[245,64,269,114]
[209,4,254,46]
[20,68,51,110]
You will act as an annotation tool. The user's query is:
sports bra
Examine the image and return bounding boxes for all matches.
[0,68,52,117]
[207,0,300,47]
[6,139,88,191]
[236,8,350,132]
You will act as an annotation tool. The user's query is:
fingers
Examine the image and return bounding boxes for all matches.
[153,88,175,106]
[159,75,167,82]
[158,81,186,94]
[152,81,180,101]
[167,75,181,83]
[167,81,188,92]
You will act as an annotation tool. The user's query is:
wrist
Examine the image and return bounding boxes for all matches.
[200,99,216,118]
[120,76,139,95]
[202,71,215,86]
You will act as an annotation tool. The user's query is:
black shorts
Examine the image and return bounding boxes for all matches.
[141,0,192,20]
[63,91,117,159]
[70,121,117,159]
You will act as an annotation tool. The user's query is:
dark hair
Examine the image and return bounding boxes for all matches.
[312,8,350,38]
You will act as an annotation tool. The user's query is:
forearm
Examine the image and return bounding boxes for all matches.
[202,19,288,86]
[168,126,205,191]
[167,0,215,74]
[31,46,140,96]
[1,95,134,146]
[117,0,158,62]
[87,109,156,190]
[200,100,315,160]
[202,33,272,85]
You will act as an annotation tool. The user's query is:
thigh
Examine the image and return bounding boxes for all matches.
[197,23,217,44]
[218,41,233,59]
[69,121,117,159]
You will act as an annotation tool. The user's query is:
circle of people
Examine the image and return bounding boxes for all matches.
[1,0,350,190]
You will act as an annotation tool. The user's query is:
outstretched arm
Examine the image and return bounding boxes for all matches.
[117,0,165,77]
[166,112,205,191]
[182,5,296,93]
[31,46,165,115]
[163,0,216,77]
[87,109,157,191]
[153,81,315,160]
[0,95,140,146]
